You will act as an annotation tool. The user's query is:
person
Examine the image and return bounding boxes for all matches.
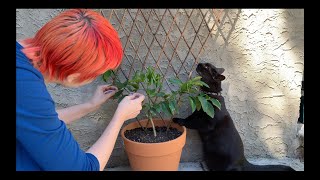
[16,9,145,171]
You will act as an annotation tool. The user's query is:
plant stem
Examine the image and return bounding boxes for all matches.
[149,116,157,137]
[144,86,166,131]
[166,115,174,131]
[136,117,147,133]
[145,118,150,129]
[144,95,153,129]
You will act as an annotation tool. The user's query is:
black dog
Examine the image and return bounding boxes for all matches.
[173,63,295,171]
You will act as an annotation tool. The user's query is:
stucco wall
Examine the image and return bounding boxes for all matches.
[16,9,304,168]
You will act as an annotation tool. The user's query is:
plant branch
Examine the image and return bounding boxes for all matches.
[148,115,157,137]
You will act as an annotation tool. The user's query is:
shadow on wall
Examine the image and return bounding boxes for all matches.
[199,9,304,159]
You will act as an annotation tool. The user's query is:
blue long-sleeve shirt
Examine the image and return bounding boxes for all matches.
[16,41,100,171]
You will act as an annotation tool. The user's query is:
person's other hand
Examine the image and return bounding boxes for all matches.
[115,93,145,123]
[88,85,118,111]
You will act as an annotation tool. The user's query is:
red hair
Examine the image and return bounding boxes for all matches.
[21,9,123,82]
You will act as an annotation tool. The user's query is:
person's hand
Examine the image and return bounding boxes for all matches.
[88,85,118,111]
[114,93,145,123]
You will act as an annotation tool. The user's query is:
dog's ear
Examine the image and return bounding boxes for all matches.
[215,74,225,81]
[216,68,225,74]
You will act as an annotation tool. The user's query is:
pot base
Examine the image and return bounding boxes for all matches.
[120,119,187,171]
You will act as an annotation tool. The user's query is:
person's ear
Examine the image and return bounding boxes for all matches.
[66,73,81,84]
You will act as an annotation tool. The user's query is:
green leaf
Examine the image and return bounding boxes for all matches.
[126,85,134,92]
[115,80,122,88]
[156,92,166,97]
[169,78,183,85]
[205,102,215,118]
[161,102,171,116]
[168,100,176,115]
[180,83,188,92]
[113,90,124,99]
[188,96,196,113]
[144,103,151,111]
[146,68,153,84]
[156,80,161,88]
[115,80,128,90]
[195,97,202,111]
[198,96,208,112]
[191,76,202,82]
[147,67,153,73]
[204,94,210,100]
[102,70,113,82]
[154,103,162,114]
[131,83,139,90]
[140,73,146,82]
[156,74,162,84]
[131,77,140,84]
[150,108,157,116]
[198,96,215,118]
[189,88,198,94]
[209,98,222,110]
[194,81,210,88]
[200,81,210,88]
[146,89,157,97]
[152,74,157,85]
[163,94,171,100]
[133,71,141,81]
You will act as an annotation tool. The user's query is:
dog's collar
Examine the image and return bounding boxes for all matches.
[202,91,221,96]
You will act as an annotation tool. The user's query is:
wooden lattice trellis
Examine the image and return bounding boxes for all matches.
[100,9,240,118]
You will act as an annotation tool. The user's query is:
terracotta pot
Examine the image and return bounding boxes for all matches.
[120,119,187,171]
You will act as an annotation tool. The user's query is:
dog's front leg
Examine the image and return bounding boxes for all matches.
[172,110,202,127]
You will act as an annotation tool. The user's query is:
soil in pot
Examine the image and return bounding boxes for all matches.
[124,126,182,143]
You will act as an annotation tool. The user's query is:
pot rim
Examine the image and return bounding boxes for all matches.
[120,118,186,145]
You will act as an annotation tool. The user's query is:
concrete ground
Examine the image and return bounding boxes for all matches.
[107,158,304,171]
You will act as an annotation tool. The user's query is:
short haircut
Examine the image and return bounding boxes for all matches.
[22,9,123,82]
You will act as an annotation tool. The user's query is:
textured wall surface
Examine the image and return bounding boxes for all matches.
[16,9,304,168]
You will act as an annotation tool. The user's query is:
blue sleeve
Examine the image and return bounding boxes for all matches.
[16,68,100,171]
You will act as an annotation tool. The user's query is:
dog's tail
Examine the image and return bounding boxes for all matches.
[243,161,295,171]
